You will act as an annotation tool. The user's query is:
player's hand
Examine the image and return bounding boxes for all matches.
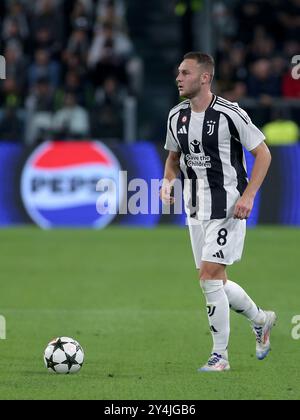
[160,184,175,205]
[234,194,254,220]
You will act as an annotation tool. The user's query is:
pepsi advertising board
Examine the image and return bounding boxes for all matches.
[0,141,299,228]
[21,141,123,229]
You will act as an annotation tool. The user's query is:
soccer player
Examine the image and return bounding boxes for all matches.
[161,52,276,372]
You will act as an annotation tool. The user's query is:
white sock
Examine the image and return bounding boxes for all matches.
[200,280,230,359]
[224,280,266,325]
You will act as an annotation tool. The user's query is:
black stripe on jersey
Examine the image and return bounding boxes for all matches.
[168,102,190,148]
[169,110,182,147]
[216,96,250,121]
[202,108,227,219]
[221,112,248,196]
[209,94,217,108]
[216,100,249,125]
[216,97,250,124]
[176,107,198,214]
[215,98,249,124]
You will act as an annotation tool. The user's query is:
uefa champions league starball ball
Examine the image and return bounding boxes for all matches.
[44,337,84,374]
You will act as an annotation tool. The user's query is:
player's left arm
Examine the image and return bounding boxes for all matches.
[234,141,271,220]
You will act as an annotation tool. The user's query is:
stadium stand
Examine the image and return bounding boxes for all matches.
[0,0,143,144]
[0,0,299,143]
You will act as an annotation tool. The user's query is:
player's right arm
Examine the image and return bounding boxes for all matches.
[161,109,182,204]
[160,151,181,204]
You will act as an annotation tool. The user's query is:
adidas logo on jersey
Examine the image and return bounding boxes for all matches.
[213,250,224,259]
[178,126,187,134]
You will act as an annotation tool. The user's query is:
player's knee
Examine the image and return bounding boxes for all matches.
[199,263,225,281]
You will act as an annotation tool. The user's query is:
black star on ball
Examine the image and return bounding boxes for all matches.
[53,338,69,351]
[45,354,60,372]
[62,352,79,371]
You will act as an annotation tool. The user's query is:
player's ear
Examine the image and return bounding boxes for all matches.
[201,72,210,85]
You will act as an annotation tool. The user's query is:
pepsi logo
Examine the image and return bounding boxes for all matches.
[21,141,122,229]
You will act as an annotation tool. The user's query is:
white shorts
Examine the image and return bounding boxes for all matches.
[188,217,246,269]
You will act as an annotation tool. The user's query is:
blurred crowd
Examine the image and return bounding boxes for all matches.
[0,0,299,146]
[212,0,300,142]
[0,0,143,144]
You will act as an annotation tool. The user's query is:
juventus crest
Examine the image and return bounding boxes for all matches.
[206,120,216,136]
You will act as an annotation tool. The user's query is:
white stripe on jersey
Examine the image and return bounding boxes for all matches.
[217,113,241,217]
[187,111,211,219]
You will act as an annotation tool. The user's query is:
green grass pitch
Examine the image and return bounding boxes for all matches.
[0,226,299,400]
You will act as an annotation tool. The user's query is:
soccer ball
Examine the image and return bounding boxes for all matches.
[44,337,84,374]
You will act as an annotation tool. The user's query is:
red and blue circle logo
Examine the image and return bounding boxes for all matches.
[21,141,122,229]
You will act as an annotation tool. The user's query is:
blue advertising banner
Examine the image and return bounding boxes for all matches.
[0,142,26,226]
[0,141,299,228]
[280,146,300,225]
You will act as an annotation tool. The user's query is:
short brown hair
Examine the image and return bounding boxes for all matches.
[183,52,215,80]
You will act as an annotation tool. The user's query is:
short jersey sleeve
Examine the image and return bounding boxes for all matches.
[164,112,181,152]
[232,106,266,151]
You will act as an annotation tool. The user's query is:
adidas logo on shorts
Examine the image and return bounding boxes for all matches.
[213,250,224,259]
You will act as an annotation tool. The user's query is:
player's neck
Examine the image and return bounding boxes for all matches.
[190,91,213,113]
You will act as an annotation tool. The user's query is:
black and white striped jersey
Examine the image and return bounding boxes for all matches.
[164,95,265,220]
